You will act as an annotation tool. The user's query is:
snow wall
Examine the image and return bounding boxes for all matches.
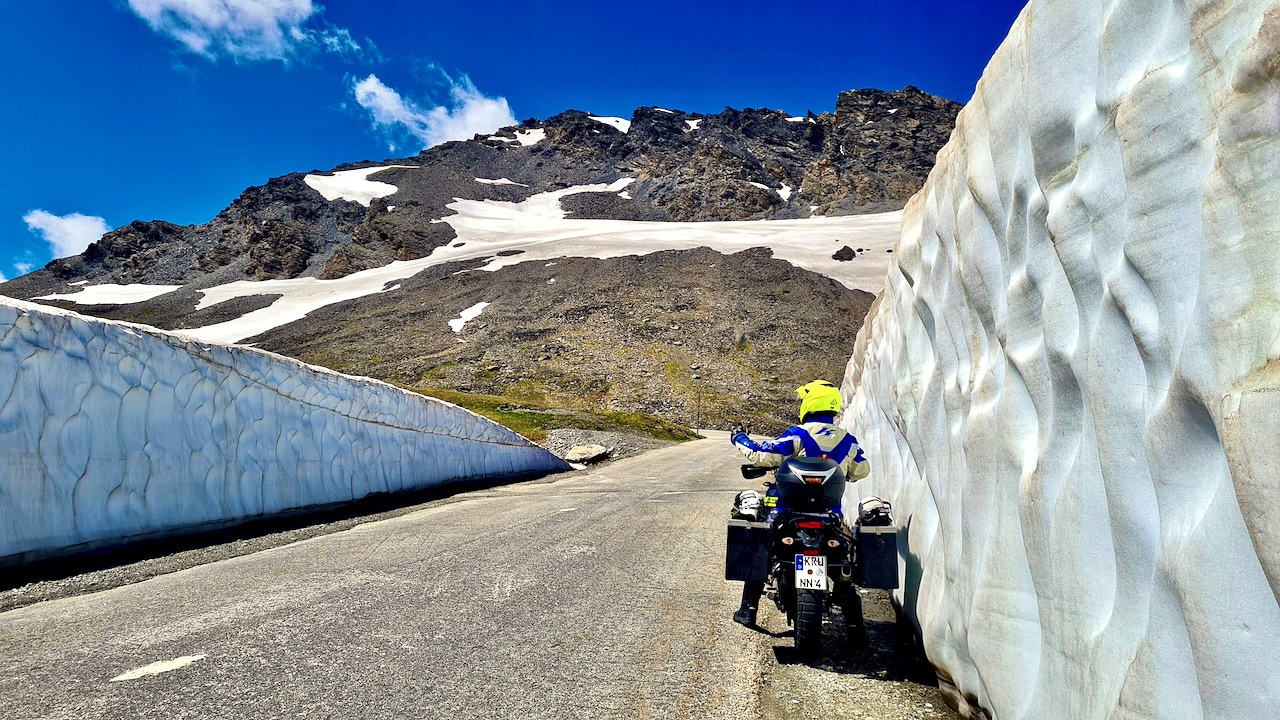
[840,1,1280,718]
[0,298,570,564]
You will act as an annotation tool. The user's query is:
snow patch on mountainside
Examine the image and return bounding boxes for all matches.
[0,297,569,562]
[449,301,490,332]
[514,128,545,146]
[495,178,635,219]
[35,283,183,305]
[303,166,415,207]
[588,116,630,133]
[61,179,897,344]
[432,195,897,285]
[840,2,1280,718]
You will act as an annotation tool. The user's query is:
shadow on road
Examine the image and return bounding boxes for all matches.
[752,590,961,719]
[0,471,557,598]
[771,616,938,685]
[764,592,940,687]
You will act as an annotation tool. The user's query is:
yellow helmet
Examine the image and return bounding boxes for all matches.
[795,380,842,421]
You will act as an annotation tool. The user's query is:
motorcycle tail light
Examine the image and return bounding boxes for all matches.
[781,537,795,545]
[826,539,840,548]
[802,550,821,556]
[802,475,823,485]
[797,521,823,529]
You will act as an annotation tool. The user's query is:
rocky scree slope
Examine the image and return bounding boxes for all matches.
[2,87,956,431]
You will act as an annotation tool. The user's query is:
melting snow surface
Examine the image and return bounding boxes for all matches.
[448,301,490,332]
[304,166,415,207]
[785,117,812,123]
[778,184,793,202]
[841,2,1280,719]
[588,116,630,133]
[655,108,674,114]
[618,191,632,200]
[35,283,182,304]
[685,120,702,131]
[0,297,569,561]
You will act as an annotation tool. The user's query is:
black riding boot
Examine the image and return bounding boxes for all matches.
[840,586,869,645]
[734,580,764,626]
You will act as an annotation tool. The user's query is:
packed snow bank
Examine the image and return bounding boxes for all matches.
[0,298,569,563]
[840,1,1280,718]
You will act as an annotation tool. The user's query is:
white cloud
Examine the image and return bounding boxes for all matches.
[322,28,354,52]
[0,271,6,282]
[127,0,376,62]
[23,210,111,259]
[352,73,516,150]
[14,262,34,275]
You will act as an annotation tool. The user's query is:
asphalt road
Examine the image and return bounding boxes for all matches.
[0,438,956,720]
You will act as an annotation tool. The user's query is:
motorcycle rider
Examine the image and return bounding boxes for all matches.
[729,380,871,636]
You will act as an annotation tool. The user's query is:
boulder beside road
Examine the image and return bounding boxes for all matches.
[563,444,611,464]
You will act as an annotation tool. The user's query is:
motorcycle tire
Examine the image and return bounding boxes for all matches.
[794,588,825,657]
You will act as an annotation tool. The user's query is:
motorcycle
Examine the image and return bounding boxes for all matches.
[727,456,897,657]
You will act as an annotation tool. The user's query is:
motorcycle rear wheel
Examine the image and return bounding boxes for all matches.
[794,588,825,657]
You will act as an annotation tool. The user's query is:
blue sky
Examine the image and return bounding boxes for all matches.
[0,0,1027,281]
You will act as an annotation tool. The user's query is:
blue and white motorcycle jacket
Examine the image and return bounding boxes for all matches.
[733,421,870,520]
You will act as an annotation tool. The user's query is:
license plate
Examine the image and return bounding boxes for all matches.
[794,554,826,590]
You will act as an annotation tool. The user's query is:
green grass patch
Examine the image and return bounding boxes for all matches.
[401,385,697,444]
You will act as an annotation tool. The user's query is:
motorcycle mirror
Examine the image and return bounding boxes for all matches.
[741,465,769,480]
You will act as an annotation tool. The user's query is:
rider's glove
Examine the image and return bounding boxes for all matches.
[730,431,748,446]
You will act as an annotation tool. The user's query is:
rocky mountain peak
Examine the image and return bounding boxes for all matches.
[2,86,961,430]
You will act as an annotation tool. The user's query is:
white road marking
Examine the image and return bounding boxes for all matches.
[558,507,578,512]
[110,654,206,682]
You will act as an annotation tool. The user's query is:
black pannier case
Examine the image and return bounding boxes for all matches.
[857,525,899,589]
[725,519,771,581]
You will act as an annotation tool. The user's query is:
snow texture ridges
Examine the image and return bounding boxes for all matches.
[840,1,1280,718]
[0,297,569,563]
